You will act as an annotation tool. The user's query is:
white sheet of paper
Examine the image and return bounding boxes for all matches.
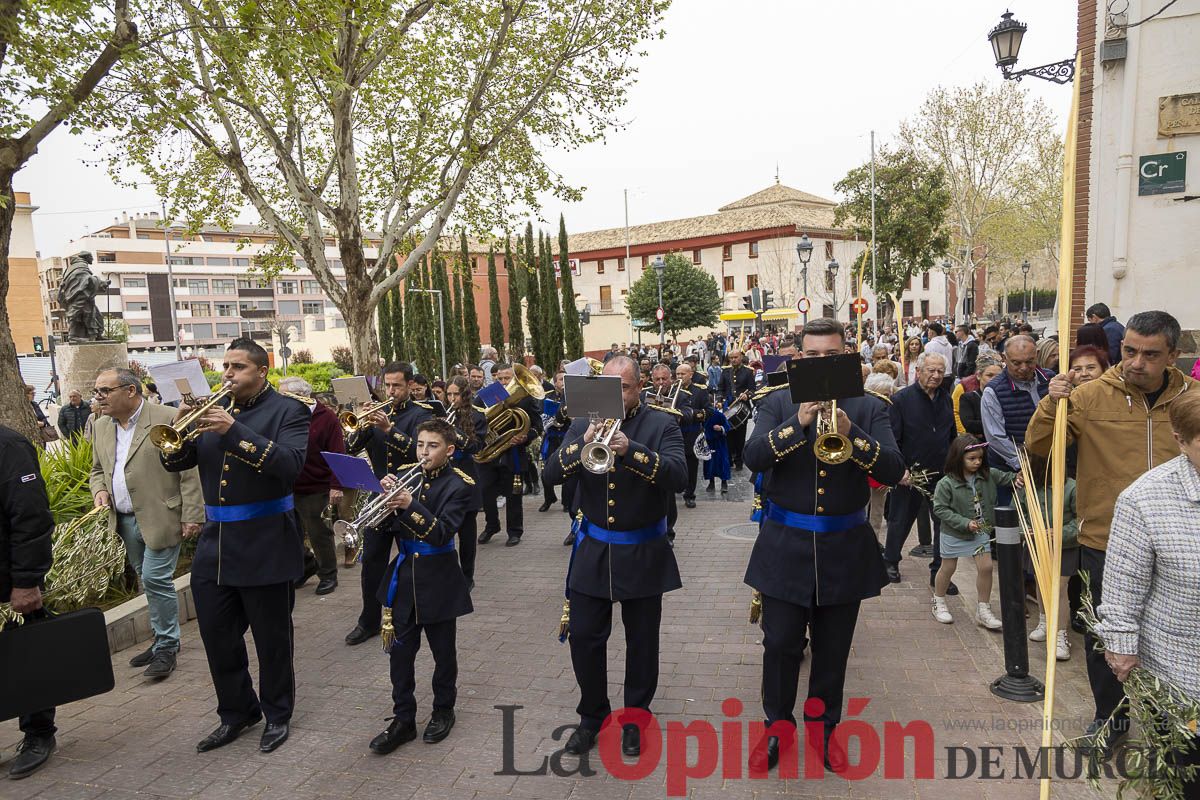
[331,376,373,407]
[150,359,212,404]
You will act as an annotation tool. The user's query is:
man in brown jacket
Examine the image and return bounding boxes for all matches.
[91,368,204,679]
[1026,310,1194,754]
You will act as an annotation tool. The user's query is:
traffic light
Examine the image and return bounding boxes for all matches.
[580,307,591,325]
[750,286,762,313]
[32,336,43,353]
[742,294,753,311]
[761,290,774,311]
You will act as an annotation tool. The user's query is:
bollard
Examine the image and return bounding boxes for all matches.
[990,506,1045,702]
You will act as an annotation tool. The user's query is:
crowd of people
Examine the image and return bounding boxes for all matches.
[3,301,1199,793]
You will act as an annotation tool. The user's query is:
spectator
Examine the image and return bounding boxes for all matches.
[144,382,163,404]
[864,374,896,542]
[56,389,90,439]
[981,335,1053,488]
[479,346,498,384]
[25,385,53,446]
[82,397,101,440]
[900,338,923,386]
[956,355,1004,437]
[468,364,485,392]
[1075,322,1110,352]
[1086,303,1125,366]
[955,325,979,379]
[871,359,899,383]
[1027,310,1195,755]
[706,354,722,401]
[603,342,621,363]
[1067,345,1109,388]
[1036,336,1060,371]
[1093,389,1200,793]
[923,322,957,384]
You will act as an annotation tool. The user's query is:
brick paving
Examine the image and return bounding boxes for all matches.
[2,473,1117,800]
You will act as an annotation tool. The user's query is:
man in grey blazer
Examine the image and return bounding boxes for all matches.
[91,367,204,678]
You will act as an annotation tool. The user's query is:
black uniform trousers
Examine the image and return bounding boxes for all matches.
[682,445,700,501]
[883,483,942,577]
[480,462,524,538]
[727,424,747,470]
[458,513,477,581]
[760,594,861,735]
[542,437,574,508]
[192,576,296,725]
[389,618,458,722]
[569,591,663,732]
[357,527,395,632]
[1079,545,1128,726]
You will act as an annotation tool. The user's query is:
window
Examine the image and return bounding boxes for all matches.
[137,234,150,240]
[278,280,297,294]
[125,301,149,312]
[212,279,236,295]
[302,280,321,294]
[190,302,211,316]
[722,244,732,261]
[922,271,930,290]
[216,322,241,338]
[905,275,912,291]
[187,278,209,293]
[822,304,835,319]
[232,257,250,267]
[723,276,735,292]
[237,277,268,289]
[746,274,759,290]
[692,249,702,265]
[824,240,834,259]
[302,301,323,315]
[616,257,625,272]
[921,300,930,319]
[597,259,605,274]
[97,252,117,263]
[216,303,237,317]
[207,257,231,267]
[173,279,186,288]
[128,325,152,336]
[641,255,649,268]
[902,300,914,317]
[312,318,325,331]
[294,259,307,269]
[328,259,343,270]
[167,256,197,265]
[123,277,146,288]
[749,241,759,259]
[599,285,612,311]
[277,300,300,315]
[189,323,213,339]
[333,318,347,329]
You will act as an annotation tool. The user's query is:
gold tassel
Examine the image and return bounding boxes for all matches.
[512,474,523,495]
[558,600,571,642]
[381,607,395,652]
[749,591,762,625]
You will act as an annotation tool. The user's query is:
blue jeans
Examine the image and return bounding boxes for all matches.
[117,513,181,653]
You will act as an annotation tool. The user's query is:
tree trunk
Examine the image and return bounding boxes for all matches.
[0,170,40,443]
[337,242,380,375]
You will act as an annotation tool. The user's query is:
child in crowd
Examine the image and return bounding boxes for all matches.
[369,419,473,755]
[703,402,731,494]
[1018,452,1078,661]
[930,434,1018,628]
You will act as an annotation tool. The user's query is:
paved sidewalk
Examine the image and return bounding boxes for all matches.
[2,475,1117,799]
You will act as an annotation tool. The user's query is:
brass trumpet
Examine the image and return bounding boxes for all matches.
[333,459,427,549]
[581,418,622,474]
[813,400,852,465]
[339,399,393,436]
[149,383,235,454]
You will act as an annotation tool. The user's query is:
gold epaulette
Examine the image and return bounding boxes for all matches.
[647,404,683,417]
[278,390,316,406]
[452,466,476,485]
[414,401,434,410]
[865,389,893,406]
[752,383,788,401]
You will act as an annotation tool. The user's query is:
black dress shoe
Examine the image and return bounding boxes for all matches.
[748,735,780,772]
[478,528,498,544]
[196,715,261,753]
[7,735,55,779]
[824,731,848,774]
[345,625,379,646]
[564,727,596,755]
[720,480,728,494]
[143,649,177,679]
[128,645,155,668]
[538,500,554,512]
[370,718,417,754]
[315,578,338,595]
[293,562,317,589]
[563,531,576,546]
[423,709,455,743]
[886,563,902,583]
[705,481,715,493]
[621,724,640,757]
[260,722,289,753]
[684,498,696,509]
[504,535,521,547]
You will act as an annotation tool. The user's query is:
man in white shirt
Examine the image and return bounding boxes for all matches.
[923,322,957,390]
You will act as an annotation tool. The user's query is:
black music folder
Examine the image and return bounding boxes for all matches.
[1,607,115,721]
[786,353,865,404]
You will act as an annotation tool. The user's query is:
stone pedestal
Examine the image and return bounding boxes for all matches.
[55,342,129,398]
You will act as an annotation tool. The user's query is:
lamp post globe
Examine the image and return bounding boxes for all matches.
[796,234,813,323]
[988,10,1026,69]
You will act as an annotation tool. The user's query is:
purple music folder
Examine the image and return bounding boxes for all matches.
[321,452,383,493]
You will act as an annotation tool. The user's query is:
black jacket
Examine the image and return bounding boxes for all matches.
[888,383,956,472]
[957,338,979,379]
[676,384,708,439]
[718,365,755,406]
[374,463,474,624]
[347,398,434,479]
[0,426,54,602]
[960,389,985,438]
[162,384,310,586]
[544,403,685,600]
[743,390,904,607]
[477,394,543,474]
[57,401,91,439]
[450,406,487,511]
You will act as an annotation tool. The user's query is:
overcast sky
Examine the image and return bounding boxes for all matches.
[24,1,1075,257]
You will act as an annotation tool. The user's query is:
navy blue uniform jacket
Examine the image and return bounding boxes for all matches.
[347,398,434,479]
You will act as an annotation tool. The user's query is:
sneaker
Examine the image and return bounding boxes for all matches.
[1056,630,1071,661]
[144,649,178,678]
[931,595,953,624]
[976,603,1002,631]
[1029,614,1047,642]
[128,644,156,668]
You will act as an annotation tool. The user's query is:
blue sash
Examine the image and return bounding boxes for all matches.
[384,539,457,606]
[762,500,867,533]
[205,495,294,522]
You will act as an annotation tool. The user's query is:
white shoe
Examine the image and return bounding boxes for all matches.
[1029,614,1047,642]
[976,603,1003,631]
[932,595,953,624]
[1056,631,1071,661]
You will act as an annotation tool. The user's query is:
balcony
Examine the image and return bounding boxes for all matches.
[238,287,274,297]
[240,308,275,319]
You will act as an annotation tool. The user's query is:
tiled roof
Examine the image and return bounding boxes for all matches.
[717,183,835,211]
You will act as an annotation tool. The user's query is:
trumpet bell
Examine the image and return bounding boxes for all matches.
[581,441,614,474]
[149,424,184,454]
[814,432,853,464]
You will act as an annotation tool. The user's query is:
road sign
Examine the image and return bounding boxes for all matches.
[279,346,292,359]
[1138,151,1187,195]
[851,297,869,315]
[655,307,664,321]
[796,297,811,313]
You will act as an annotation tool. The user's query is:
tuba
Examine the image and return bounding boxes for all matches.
[813,400,853,464]
[338,398,393,437]
[473,364,546,463]
[150,383,235,454]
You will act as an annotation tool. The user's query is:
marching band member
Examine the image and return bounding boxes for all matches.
[477,363,543,547]
[641,365,684,542]
[539,370,572,513]
[445,376,486,588]
[674,362,707,509]
[718,349,755,471]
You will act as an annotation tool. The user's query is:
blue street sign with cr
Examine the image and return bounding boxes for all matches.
[1138,151,1187,195]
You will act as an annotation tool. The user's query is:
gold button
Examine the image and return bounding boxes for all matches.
[223,465,230,472]
[608,483,616,489]
[220,480,228,487]
[232,408,240,415]
[607,516,615,524]
[412,552,419,559]
[608,499,615,507]
[817,488,824,495]
[220,497,226,502]
[819,470,827,477]
[609,466,616,473]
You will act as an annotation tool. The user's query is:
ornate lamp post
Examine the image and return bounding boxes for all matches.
[827,257,840,319]
[795,234,813,324]
[652,255,666,349]
[941,259,952,323]
[988,11,1075,84]
[1021,259,1032,319]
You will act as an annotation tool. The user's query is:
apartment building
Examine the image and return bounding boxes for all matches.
[7,192,48,354]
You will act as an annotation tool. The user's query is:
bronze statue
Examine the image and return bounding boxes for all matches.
[57,252,110,342]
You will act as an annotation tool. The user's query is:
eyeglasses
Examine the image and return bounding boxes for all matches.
[92,384,134,398]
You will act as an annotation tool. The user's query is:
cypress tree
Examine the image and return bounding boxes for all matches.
[558,214,584,358]
[459,231,482,363]
[403,266,421,366]
[377,289,394,363]
[390,282,406,363]
[449,241,464,366]
[432,252,457,376]
[542,230,564,366]
[523,222,543,366]
[486,246,504,359]
[505,238,524,362]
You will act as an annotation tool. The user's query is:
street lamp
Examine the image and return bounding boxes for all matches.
[940,259,952,323]
[827,257,839,319]
[1020,258,1032,319]
[652,255,666,349]
[795,234,813,323]
[988,11,1075,84]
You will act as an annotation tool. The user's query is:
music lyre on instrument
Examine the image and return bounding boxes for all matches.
[149,382,235,454]
[333,458,427,551]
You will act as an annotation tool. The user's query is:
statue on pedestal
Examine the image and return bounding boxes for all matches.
[57,252,111,342]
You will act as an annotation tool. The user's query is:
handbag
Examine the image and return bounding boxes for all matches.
[38,425,59,444]
[0,607,115,721]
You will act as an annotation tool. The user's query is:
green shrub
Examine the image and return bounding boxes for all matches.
[266,361,346,392]
[330,345,354,373]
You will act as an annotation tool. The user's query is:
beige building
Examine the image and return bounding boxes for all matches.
[567,183,952,353]
[7,192,48,354]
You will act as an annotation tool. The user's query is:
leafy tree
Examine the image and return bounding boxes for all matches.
[558,214,584,357]
[102,0,668,374]
[377,290,394,362]
[505,238,524,361]
[834,146,952,313]
[626,253,721,340]
[541,231,564,366]
[522,222,543,365]
[486,246,504,358]
[0,0,138,440]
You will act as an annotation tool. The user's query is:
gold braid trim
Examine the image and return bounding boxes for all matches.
[851,441,881,473]
[624,451,661,483]
[768,430,808,460]
[228,439,274,470]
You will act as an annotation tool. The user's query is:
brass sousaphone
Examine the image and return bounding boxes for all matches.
[474,364,546,463]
